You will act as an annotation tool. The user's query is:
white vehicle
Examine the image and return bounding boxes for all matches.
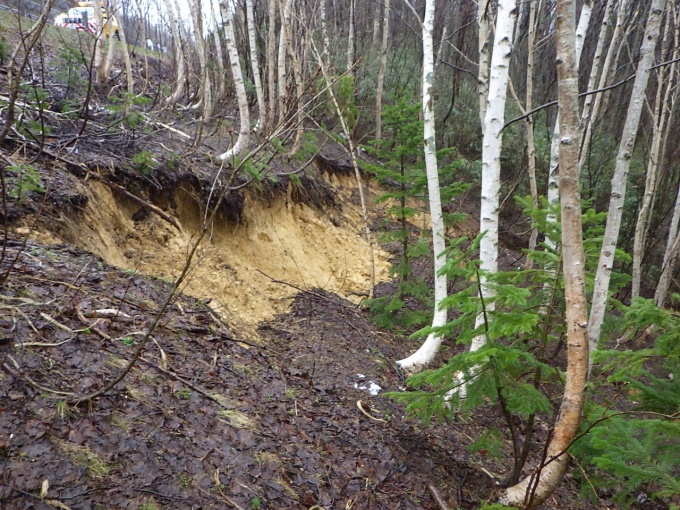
[54,2,119,37]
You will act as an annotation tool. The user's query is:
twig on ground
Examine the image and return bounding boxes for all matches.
[3,356,75,396]
[428,484,453,510]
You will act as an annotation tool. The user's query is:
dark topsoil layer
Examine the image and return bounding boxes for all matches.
[0,232,605,510]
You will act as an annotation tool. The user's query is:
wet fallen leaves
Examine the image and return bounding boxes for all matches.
[0,240,507,509]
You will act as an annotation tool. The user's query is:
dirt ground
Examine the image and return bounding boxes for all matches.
[1,234,600,509]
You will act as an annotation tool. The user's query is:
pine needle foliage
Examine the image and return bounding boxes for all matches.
[388,198,628,486]
[573,298,680,506]
[365,98,469,332]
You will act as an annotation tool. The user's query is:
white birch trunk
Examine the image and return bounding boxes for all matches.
[166,0,187,106]
[108,0,133,96]
[524,0,538,265]
[277,0,292,124]
[246,0,266,131]
[502,0,588,503]
[396,0,447,373]
[320,0,331,65]
[578,0,628,172]
[267,0,277,130]
[190,0,213,116]
[469,0,517,353]
[655,184,680,307]
[631,14,676,298]
[545,0,592,249]
[375,0,390,141]
[218,0,251,161]
[587,0,667,359]
[477,0,490,131]
[92,0,108,90]
[210,3,227,101]
[346,0,355,73]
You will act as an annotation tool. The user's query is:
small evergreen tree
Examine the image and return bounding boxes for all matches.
[365,98,469,331]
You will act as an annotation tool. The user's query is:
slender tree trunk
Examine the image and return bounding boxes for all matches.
[110,0,134,96]
[218,0,251,161]
[396,0,447,373]
[578,0,628,172]
[655,182,680,307]
[477,0,490,131]
[92,0,108,90]
[246,0,266,130]
[190,0,213,118]
[277,0,292,124]
[545,0,592,249]
[587,0,667,360]
[267,0,277,131]
[632,12,677,298]
[524,0,539,266]
[209,0,227,101]
[346,0,355,73]
[375,0,390,141]
[311,40,376,301]
[502,0,588,505]
[166,0,187,106]
[470,0,517,353]
[320,0,331,65]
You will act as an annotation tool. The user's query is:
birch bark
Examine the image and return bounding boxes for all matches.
[632,11,677,298]
[578,0,628,173]
[267,0,277,130]
[277,0,292,124]
[469,0,517,353]
[587,0,667,358]
[218,0,251,161]
[396,0,447,372]
[92,0,108,90]
[545,0,592,249]
[502,0,588,504]
[246,0,266,131]
[375,0,390,141]
[166,0,187,106]
[656,183,680,307]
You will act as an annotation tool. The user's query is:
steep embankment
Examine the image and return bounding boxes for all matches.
[26,166,391,339]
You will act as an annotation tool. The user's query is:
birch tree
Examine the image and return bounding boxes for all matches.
[631,10,678,298]
[656,181,680,307]
[587,0,667,358]
[578,0,628,174]
[545,0,592,249]
[189,0,213,116]
[396,0,447,373]
[246,0,266,131]
[166,0,188,106]
[502,0,588,502]
[218,0,251,161]
[92,0,109,90]
[277,0,292,124]
[469,0,517,355]
[266,0,277,130]
[375,0,391,141]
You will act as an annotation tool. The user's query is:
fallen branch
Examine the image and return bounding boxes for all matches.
[103,180,181,231]
[356,400,387,423]
[428,484,452,510]
[256,269,344,307]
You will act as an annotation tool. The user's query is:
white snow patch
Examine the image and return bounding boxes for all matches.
[354,380,382,396]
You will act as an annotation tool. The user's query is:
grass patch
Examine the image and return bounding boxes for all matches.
[217,409,255,430]
[56,440,110,480]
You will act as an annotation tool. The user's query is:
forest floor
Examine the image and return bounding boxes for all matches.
[1,232,597,510]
